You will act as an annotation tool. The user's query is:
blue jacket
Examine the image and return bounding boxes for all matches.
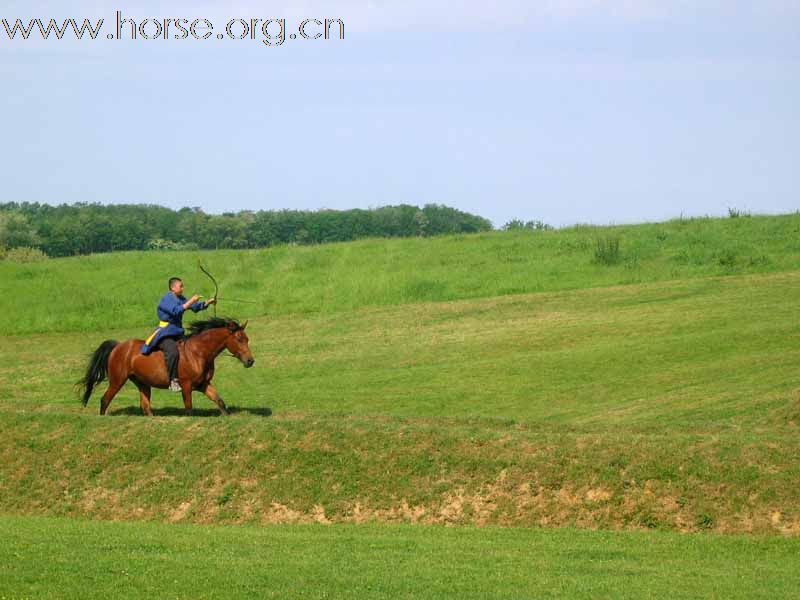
[140,292,207,354]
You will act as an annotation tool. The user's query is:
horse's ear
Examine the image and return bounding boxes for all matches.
[227,321,238,332]
[242,320,248,330]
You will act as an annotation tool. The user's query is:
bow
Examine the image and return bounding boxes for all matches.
[198,262,219,317]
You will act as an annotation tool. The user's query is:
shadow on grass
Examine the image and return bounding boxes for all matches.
[107,406,273,418]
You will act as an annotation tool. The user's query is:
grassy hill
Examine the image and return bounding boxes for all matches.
[1,213,799,595]
[2,212,799,336]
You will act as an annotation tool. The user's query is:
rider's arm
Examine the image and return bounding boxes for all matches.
[182,295,202,312]
[159,295,185,318]
[189,300,207,313]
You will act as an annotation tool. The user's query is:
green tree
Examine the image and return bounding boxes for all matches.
[0,212,40,249]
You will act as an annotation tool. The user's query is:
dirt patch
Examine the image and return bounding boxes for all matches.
[586,488,613,503]
[169,501,193,523]
[240,477,258,490]
[312,504,331,524]
[438,490,466,524]
[262,502,305,524]
[79,487,121,512]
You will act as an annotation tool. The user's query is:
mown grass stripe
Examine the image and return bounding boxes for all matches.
[1,515,798,599]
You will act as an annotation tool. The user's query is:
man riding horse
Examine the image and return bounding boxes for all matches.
[140,276,217,391]
[78,272,255,416]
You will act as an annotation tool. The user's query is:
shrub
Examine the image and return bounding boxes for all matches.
[728,207,751,218]
[594,236,621,265]
[696,513,715,530]
[0,246,48,263]
[716,248,738,268]
[503,219,553,232]
[146,238,198,251]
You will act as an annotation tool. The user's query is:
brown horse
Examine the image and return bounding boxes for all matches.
[79,317,254,416]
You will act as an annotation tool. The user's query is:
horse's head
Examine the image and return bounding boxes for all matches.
[224,320,255,368]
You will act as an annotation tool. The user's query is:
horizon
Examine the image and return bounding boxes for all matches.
[2,199,795,231]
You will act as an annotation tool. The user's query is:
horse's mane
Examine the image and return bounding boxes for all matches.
[185,317,241,337]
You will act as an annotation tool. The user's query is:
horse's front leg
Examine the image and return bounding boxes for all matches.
[180,382,194,416]
[201,383,229,416]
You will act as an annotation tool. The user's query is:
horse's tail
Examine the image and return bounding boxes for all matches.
[78,340,118,406]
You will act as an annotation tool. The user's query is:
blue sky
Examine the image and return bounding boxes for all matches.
[1,1,798,227]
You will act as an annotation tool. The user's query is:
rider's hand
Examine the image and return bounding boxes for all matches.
[189,294,201,304]
[205,297,217,306]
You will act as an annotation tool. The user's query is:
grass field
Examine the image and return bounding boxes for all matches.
[1,213,799,337]
[1,213,799,596]
[2,515,798,599]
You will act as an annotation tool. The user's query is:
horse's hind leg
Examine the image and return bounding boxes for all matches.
[99,377,125,415]
[136,382,153,417]
[100,355,128,415]
[201,384,229,416]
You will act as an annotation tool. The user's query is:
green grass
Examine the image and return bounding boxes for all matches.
[1,213,799,336]
[1,270,798,533]
[3,270,797,430]
[1,213,800,594]
[1,515,798,599]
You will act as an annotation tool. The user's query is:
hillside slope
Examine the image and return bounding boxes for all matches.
[1,213,799,336]
[1,268,797,533]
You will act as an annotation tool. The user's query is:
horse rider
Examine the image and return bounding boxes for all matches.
[140,277,216,391]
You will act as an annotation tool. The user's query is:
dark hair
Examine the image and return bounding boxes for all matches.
[168,277,182,290]
[186,317,241,337]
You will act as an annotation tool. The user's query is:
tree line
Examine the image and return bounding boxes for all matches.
[0,202,494,257]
